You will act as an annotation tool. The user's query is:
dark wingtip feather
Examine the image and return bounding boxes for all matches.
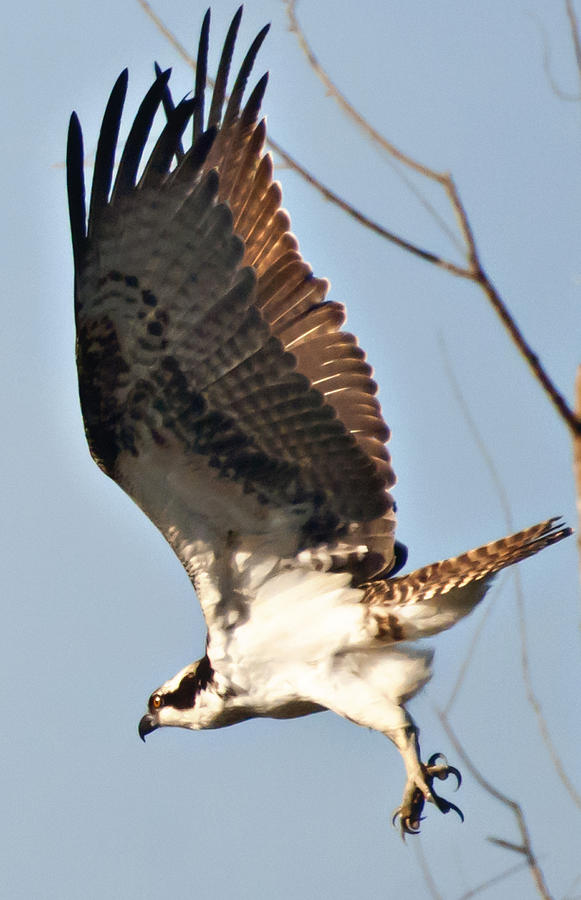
[87,68,129,238]
[240,71,269,127]
[154,61,185,162]
[223,22,270,126]
[111,67,171,202]
[207,6,243,129]
[67,111,86,270]
[171,125,218,187]
[139,97,196,188]
[193,9,211,142]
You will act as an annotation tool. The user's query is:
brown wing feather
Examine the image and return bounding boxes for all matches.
[187,18,397,576]
[68,10,400,581]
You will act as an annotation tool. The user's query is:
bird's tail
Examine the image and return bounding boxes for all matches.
[361,517,571,642]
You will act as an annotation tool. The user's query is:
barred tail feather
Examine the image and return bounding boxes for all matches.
[363,517,571,642]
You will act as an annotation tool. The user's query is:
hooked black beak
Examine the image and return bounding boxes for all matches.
[138,713,159,742]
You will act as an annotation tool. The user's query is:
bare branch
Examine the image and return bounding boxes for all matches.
[285,0,444,181]
[472,270,581,436]
[284,0,463,253]
[487,837,528,855]
[265,134,468,275]
[284,0,581,436]
[437,710,554,900]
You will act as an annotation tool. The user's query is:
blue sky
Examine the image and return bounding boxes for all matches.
[2,1,580,897]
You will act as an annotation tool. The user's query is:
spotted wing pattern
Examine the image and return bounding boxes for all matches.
[67,9,400,584]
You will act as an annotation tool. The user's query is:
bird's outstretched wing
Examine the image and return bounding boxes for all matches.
[67,8,401,630]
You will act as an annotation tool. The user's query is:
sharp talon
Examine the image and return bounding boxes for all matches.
[402,818,421,837]
[438,796,464,822]
[392,807,424,838]
[392,750,463,835]
[448,800,464,822]
[430,780,465,822]
[427,752,447,767]
[448,765,462,790]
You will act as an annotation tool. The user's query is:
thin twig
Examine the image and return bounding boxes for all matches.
[439,337,581,803]
[573,366,581,578]
[514,561,581,809]
[284,0,463,253]
[528,11,580,101]
[566,0,581,93]
[413,840,444,900]
[265,134,470,275]
[456,859,531,899]
[443,575,507,714]
[438,335,515,529]
[472,271,581,436]
[437,710,554,900]
[439,335,512,712]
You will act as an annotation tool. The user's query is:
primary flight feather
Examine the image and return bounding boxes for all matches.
[67,8,570,834]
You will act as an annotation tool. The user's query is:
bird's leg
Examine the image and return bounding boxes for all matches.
[389,719,463,836]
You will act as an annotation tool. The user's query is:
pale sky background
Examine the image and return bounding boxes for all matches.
[2,1,580,898]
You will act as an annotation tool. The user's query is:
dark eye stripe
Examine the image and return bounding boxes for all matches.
[164,656,214,709]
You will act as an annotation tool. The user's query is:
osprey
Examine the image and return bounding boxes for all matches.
[67,8,570,835]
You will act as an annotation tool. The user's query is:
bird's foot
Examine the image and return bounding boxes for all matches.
[392,753,463,837]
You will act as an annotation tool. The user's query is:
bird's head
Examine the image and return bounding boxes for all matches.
[138,656,214,740]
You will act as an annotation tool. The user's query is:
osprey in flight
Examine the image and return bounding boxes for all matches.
[67,9,570,834]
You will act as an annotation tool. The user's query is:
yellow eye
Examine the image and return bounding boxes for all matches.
[151,694,162,711]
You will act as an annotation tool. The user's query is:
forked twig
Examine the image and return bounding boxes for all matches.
[284,0,581,438]
[284,0,463,252]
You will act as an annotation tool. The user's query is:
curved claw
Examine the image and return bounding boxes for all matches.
[392,751,463,836]
[436,795,464,822]
[427,752,448,767]
[448,799,464,822]
[426,753,462,790]
[447,765,462,791]
[429,778,465,822]
[392,808,423,838]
